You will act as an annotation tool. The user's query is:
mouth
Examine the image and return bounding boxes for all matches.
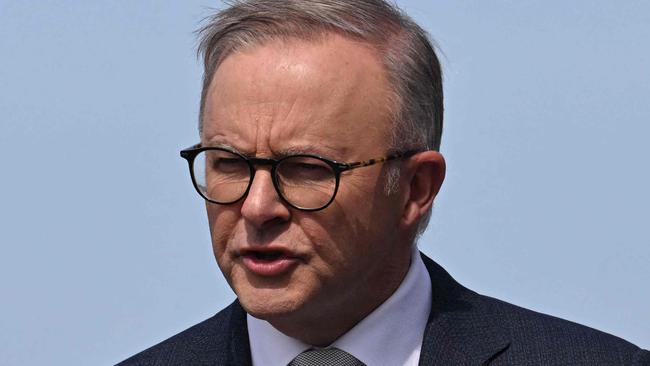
[247,250,287,261]
[238,248,301,277]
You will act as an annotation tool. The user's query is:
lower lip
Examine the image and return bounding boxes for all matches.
[241,255,299,276]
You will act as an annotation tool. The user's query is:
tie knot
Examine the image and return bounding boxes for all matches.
[288,347,365,366]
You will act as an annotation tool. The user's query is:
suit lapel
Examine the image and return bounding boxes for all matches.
[419,253,511,365]
[226,300,253,366]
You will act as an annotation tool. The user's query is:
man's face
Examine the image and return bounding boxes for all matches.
[201,34,411,326]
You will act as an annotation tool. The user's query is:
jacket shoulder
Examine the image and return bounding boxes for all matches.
[419,254,649,365]
[116,301,249,366]
[469,290,650,365]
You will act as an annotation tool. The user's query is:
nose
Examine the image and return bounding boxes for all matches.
[240,167,291,228]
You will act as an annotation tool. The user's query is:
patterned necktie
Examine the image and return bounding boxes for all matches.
[288,347,366,366]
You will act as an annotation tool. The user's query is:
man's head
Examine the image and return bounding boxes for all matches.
[193,0,445,345]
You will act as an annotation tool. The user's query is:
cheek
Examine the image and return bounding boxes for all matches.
[296,213,379,304]
[295,208,366,271]
[325,173,402,255]
[327,177,382,236]
[206,204,240,258]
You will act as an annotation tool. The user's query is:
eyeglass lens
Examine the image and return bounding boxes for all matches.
[192,150,338,209]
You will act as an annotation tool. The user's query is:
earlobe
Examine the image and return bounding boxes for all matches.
[401,151,446,228]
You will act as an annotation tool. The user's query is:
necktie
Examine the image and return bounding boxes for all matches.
[288,347,366,366]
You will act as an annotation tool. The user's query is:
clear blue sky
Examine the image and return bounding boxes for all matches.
[1,1,648,364]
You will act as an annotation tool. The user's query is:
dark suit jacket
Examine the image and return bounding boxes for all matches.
[118,254,650,365]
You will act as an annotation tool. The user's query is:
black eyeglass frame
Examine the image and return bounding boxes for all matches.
[180,143,419,211]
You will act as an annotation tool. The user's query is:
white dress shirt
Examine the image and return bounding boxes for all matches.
[247,246,432,366]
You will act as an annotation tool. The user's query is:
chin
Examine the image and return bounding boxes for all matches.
[236,285,308,321]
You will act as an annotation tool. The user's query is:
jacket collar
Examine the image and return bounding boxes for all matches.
[226,300,253,366]
[226,253,510,366]
[418,253,511,365]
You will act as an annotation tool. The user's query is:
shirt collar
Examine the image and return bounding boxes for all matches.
[247,246,432,366]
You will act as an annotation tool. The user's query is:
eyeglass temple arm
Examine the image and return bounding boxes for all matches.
[342,151,418,170]
[180,143,204,159]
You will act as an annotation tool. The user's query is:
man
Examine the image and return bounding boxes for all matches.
[119,1,649,365]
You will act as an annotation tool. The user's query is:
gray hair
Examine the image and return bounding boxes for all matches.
[197,0,443,234]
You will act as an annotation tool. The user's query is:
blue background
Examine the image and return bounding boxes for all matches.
[1,1,648,364]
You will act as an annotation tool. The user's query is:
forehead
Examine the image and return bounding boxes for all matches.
[202,34,395,158]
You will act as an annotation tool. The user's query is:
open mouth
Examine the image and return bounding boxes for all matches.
[240,249,299,276]
[240,248,296,262]
[249,251,286,261]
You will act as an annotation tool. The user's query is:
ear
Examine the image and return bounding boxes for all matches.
[399,151,446,229]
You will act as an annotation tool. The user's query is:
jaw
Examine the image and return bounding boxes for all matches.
[243,248,411,346]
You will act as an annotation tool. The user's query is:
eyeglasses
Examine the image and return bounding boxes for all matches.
[180,144,418,211]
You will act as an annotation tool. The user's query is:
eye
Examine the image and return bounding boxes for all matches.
[204,151,248,175]
[278,157,334,182]
[213,157,243,170]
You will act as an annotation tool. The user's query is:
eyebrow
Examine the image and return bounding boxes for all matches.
[203,138,347,161]
[278,145,342,158]
[203,138,248,154]
[206,141,239,152]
